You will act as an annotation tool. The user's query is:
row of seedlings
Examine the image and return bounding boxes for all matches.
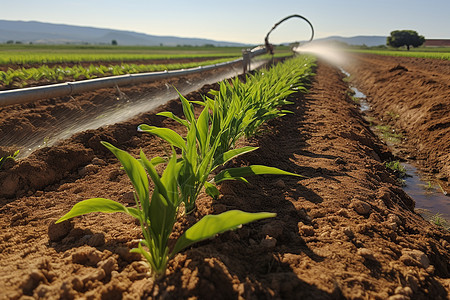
[56,54,316,277]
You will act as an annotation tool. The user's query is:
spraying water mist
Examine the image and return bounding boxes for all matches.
[293,41,349,67]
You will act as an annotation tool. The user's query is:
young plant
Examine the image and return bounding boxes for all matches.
[386,111,400,120]
[138,56,316,212]
[422,181,434,192]
[430,213,449,230]
[56,142,275,277]
[139,92,304,213]
[385,160,407,178]
[0,149,19,170]
[375,125,403,143]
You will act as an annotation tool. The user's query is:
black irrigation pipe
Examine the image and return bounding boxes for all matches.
[264,14,315,54]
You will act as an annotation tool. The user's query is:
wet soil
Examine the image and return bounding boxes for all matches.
[0,58,449,299]
[343,53,450,185]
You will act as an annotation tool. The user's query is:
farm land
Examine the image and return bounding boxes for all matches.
[0,44,449,299]
[0,45,292,90]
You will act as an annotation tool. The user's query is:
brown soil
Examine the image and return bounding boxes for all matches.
[343,53,450,183]
[0,57,449,299]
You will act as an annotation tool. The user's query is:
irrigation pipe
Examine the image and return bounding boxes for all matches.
[264,14,314,54]
[0,54,261,107]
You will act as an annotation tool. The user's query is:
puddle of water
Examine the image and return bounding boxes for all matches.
[340,67,449,228]
[350,87,370,112]
[340,68,350,77]
[340,67,370,112]
[402,163,450,221]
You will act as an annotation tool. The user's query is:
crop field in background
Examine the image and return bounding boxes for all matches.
[0,45,242,65]
[0,44,293,65]
[0,44,293,88]
[0,57,238,88]
[350,48,450,60]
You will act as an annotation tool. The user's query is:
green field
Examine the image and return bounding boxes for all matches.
[0,44,247,65]
[350,47,450,60]
[0,44,294,88]
[0,58,244,88]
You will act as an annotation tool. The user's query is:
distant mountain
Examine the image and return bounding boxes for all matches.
[0,20,388,47]
[0,20,247,46]
[314,35,387,47]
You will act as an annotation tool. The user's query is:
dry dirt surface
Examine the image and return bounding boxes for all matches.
[0,58,449,299]
[343,53,450,183]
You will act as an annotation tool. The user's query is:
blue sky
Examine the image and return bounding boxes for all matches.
[1,0,449,44]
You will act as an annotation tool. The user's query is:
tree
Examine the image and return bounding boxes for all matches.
[111,39,118,46]
[387,30,425,50]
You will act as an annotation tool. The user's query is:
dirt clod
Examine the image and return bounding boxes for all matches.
[260,235,277,249]
[72,246,103,266]
[47,219,73,242]
[87,232,105,247]
[350,199,372,215]
[399,249,430,269]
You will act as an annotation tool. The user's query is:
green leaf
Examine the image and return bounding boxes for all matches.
[204,181,219,199]
[196,106,210,155]
[214,165,304,184]
[130,241,157,271]
[160,149,180,206]
[280,109,294,114]
[142,149,179,250]
[150,156,167,166]
[212,146,258,169]
[140,151,169,204]
[189,100,207,107]
[157,111,189,127]
[185,121,198,169]
[101,142,149,207]
[178,92,195,124]
[56,198,131,223]
[126,207,142,220]
[138,124,186,151]
[171,210,276,255]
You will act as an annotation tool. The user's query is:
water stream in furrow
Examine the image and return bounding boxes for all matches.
[342,68,449,227]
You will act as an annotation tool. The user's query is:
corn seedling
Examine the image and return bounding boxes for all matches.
[375,125,403,143]
[137,56,314,212]
[430,213,449,230]
[0,149,19,170]
[57,142,275,277]
[386,111,400,120]
[193,55,315,156]
[385,160,407,178]
[139,97,302,213]
[420,181,434,192]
